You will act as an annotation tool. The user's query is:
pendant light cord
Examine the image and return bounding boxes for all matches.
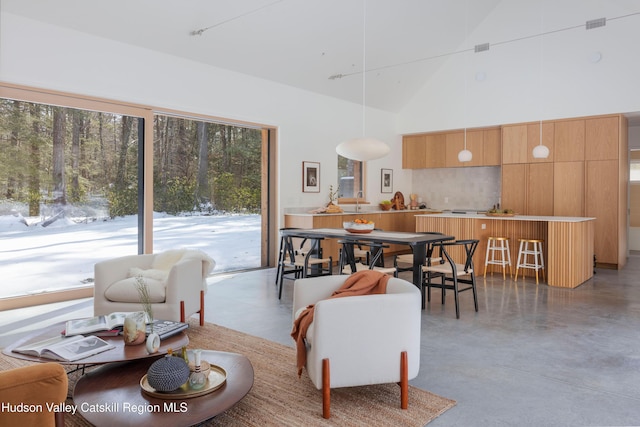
[361,0,367,137]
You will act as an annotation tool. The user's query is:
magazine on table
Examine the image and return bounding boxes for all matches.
[64,311,151,336]
[13,335,115,362]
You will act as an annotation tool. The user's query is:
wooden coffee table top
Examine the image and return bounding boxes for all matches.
[73,350,254,426]
[3,322,189,364]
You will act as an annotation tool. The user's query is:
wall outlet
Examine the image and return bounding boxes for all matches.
[481,223,486,229]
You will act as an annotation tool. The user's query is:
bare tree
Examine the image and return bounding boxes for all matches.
[195,121,209,207]
[52,107,66,205]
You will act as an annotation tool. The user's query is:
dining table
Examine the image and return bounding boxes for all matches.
[281,228,454,288]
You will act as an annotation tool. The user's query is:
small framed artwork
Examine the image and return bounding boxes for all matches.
[381,168,393,193]
[303,161,320,192]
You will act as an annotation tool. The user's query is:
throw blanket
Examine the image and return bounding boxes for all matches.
[291,270,390,377]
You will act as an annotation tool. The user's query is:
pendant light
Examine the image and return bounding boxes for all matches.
[457,1,472,163]
[532,6,550,159]
[336,0,390,162]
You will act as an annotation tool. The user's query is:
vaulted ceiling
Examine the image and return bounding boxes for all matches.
[3,0,639,114]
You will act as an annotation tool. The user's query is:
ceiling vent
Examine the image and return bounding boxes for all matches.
[474,43,490,53]
[586,17,606,30]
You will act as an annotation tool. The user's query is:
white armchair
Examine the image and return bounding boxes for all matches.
[292,275,422,418]
[94,250,214,326]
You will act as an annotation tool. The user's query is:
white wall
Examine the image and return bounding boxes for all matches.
[398,1,640,134]
[0,13,407,227]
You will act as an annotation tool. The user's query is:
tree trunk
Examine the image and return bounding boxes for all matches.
[70,109,81,201]
[116,116,133,191]
[196,121,209,207]
[52,107,66,205]
[28,103,41,216]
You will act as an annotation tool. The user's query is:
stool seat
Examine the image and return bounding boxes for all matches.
[484,236,512,280]
[514,239,545,284]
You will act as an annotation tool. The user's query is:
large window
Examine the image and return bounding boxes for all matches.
[0,99,142,299]
[0,84,276,308]
[152,115,262,272]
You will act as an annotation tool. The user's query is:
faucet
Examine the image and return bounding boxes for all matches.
[355,191,364,212]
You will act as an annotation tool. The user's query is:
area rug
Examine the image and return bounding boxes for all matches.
[0,322,455,426]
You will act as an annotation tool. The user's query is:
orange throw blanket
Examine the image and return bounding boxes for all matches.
[290,270,390,377]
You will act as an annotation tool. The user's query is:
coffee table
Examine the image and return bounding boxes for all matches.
[73,350,254,426]
[3,322,189,364]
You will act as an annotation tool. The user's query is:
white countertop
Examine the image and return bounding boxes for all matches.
[415,213,595,222]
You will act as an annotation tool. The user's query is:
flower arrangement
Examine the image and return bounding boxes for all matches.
[328,184,340,205]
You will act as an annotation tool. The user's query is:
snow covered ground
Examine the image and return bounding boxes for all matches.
[0,212,261,298]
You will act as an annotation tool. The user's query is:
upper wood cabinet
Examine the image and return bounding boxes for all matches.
[425,134,446,168]
[527,122,554,163]
[585,116,619,161]
[586,159,619,264]
[402,134,427,169]
[402,134,445,169]
[445,130,484,167]
[501,124,528,164]
[403,127,497,169]
[483,128,502,166]
[554,119,585,162]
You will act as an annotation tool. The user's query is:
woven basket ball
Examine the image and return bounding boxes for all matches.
[147,355,190,392]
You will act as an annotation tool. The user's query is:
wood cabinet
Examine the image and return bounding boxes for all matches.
[402,134,427,169]
[445,130,484,167]
[554,119,585,162]
[527,122,555,163]
[425,134,446,168]
[501,163,553,215]
[483,128,502,166]
[553,161,584,217]
[402,134,445,169]
[586,160,618,265]
[501,124,528,164]
[403,127,500,169]
[586,116,619,161]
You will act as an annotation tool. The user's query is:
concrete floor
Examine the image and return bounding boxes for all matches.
[2,253,640,426]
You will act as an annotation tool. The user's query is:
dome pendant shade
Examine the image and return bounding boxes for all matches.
[532,144,550,159]
[336,137,390,161]
[458,149,473,162]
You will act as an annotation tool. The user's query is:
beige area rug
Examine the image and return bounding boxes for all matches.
[0,322,455,426]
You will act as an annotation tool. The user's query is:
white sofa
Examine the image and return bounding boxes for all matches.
[292,275,421,418]
[94,250,214,326]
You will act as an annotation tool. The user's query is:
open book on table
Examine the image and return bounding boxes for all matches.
[13,335,115,362]
[64,311,151,337]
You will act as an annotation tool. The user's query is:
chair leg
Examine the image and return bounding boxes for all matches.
[453,276,460,319]
[400,351,408,410]
[199,290,205,326]
[180,301,185,323]
[322,358,331,419]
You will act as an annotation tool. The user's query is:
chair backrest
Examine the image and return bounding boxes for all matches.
[439,239,479,273]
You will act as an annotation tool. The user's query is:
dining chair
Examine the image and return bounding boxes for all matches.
[278,234,333,299]
[422,239,479,318]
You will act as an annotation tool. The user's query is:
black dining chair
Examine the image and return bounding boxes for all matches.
[422,239,479,318]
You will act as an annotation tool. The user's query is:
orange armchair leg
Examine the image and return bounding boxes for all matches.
[199,290,205,326]
[322,358,331,419]
[400,351,408,409]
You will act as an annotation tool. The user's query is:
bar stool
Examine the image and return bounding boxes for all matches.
[514,239,545,284]
[483,237,512,280]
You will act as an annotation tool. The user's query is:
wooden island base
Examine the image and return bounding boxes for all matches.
[416,215,594,288]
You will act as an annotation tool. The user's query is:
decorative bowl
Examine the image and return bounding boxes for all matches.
[343,221,375,234]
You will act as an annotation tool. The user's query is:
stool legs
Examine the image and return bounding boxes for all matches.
[514,239,545,284]
[484,237,512,280]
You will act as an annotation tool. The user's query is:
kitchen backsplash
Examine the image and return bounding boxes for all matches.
[411,166,501,211]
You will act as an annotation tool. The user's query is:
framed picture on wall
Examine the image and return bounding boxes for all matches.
[381,168,393,193]
[303,161,320,192]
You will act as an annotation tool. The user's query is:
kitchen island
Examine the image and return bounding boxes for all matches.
[416,213,595,288]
